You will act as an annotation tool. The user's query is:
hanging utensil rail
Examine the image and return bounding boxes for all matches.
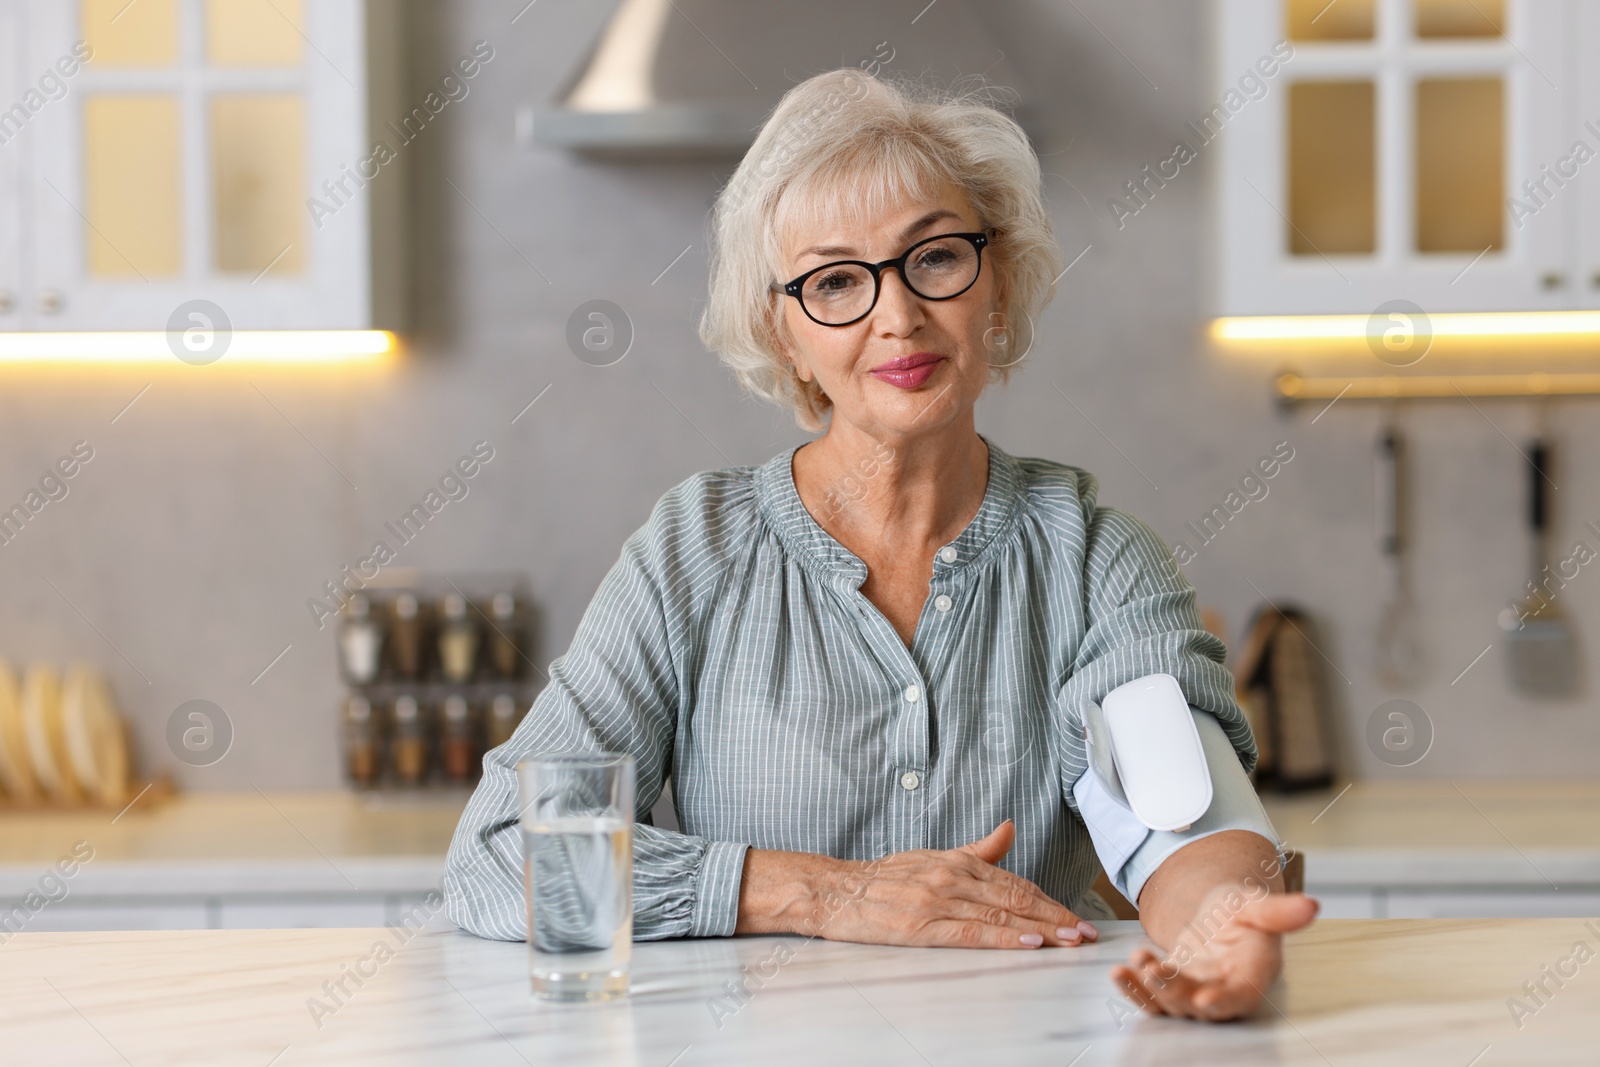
[1275,372,1600,404]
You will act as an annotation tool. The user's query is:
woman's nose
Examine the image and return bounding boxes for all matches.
[872,268,924,333]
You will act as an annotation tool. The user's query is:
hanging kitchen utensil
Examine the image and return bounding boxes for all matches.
[1501,435,1579,698]
[1375,415,1425,688]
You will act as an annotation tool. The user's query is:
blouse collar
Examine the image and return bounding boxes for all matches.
[755,433,1024,587]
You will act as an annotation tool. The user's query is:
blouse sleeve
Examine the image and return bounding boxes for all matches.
[442,487,750,942]
[1054,505,1278,900]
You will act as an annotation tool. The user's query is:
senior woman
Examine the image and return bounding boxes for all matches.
[445,68,1317,1021]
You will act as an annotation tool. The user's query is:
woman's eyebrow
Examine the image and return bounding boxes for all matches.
[797,242,858,260]
[796,209,964,261]
[896,208,963,244]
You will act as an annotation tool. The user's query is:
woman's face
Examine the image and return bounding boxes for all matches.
[778,182,1003,440]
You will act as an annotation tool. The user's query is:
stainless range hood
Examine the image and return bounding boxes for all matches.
[523,0,1024,156]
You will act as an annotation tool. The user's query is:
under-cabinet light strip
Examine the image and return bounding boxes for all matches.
[0,331,398,364]
[1214,312,1600,342]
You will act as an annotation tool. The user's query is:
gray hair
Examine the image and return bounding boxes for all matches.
[699,69,1063,431]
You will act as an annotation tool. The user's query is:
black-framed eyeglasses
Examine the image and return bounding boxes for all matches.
[773,231,990,327]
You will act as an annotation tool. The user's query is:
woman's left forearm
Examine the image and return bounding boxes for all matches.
[1133,830,1283,950]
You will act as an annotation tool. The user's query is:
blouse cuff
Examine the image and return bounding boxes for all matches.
[689,839,751,938]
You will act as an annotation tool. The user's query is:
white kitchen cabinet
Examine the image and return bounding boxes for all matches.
[1383,889,1600,918]
[1300,888,1381,918]
[8,892,444,932]
[1302,885,1600,919]
[17,900,214,932]
[0,0,404,332]
[220,896,389,929]
[1581,0,1600,309]
[0,0,21,325]
[1215,0,1586,315]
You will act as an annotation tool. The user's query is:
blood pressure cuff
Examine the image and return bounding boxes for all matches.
[1072,707,1284,906]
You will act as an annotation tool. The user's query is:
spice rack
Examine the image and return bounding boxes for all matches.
[334,570,540,792]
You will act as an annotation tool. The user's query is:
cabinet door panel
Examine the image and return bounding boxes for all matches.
[80,0,180,67]
[1287,79,1378,254]
[83,93,184,277]
[205,0,306,67]
[211,93,307,276]
[1414,0,1505,38]
[1414,76,1504,253]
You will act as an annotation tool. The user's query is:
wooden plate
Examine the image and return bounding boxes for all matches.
[62,666,129,807]
[21,664,80,803]
[0,659,36,802]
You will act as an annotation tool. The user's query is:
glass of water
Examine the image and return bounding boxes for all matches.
[518,753,634,1001]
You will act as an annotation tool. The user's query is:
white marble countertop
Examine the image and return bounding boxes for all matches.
[0,791,466,895]
[3,919,1597,1065]
[1262,780,1600,889]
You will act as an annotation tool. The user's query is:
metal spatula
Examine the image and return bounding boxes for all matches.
[1375,423,1425,688]
[1500,438,1579,698]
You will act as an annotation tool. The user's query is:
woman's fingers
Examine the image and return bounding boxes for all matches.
[939,896,1085,946]
[1234,891,1320,934]
[1110,964,1165,1015]
[1115,949,1196,1019]
[956,820,1017,865]
[1136,957,1209,1019]
[1115,948,1268,1022]
[919,917,1063,950]
[827,832,1103,952]
[961,861,1086,933]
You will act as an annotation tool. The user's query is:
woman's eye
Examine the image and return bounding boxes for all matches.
[811,270,860,294]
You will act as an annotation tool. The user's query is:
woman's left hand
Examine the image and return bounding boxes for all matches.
[1110,889,1319,1021]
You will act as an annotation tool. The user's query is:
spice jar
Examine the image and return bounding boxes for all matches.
[342,695,382,787]
[486,692,525,750]
[390,694,429,785]
[388,593,428,679]
[438,593,480,684]
[337,595,383,685]
[486,591,526,678]
[439,694,478,784]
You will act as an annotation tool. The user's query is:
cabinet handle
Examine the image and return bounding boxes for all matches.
[1540,272,1566,291]
[0,290,13,315]
[39,290,63,314]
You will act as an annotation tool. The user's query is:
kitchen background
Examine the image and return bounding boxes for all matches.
[1,0,1596,803]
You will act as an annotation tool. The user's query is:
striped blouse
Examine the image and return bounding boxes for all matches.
[443,436,1279,941]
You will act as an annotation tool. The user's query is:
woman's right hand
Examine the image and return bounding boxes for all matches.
[736,820,1097,949]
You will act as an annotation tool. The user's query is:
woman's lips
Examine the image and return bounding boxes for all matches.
[870,356,945,389]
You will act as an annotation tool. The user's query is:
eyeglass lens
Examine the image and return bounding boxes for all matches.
[800,235,980,325]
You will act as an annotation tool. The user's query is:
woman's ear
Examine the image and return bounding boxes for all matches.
[784,343,812,383]
[776,319,814,384]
